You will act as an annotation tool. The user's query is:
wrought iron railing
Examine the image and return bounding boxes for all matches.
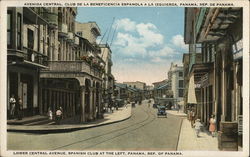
[23,47,48,66]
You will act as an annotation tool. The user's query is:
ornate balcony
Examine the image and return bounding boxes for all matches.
[44,11,58,28]
[74,36,79,45]
[8,47,48,68]
[195,8,208,36]
[58,23,68,37]
[23,47,48,67]
[41,61,102,79]
[67,32,74,43]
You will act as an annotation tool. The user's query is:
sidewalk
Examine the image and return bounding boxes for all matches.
[166,110,187,117]
[7,104,131,134]
[177,118,219,151]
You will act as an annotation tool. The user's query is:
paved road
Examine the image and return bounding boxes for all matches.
[8,100,183,151]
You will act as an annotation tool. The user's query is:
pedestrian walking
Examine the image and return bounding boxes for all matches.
[190,108,196,128]
[194,119,203,137]
[9,94,16,119]
[56,108,62,124]
[48,107,53,120]
[209,114,216,137]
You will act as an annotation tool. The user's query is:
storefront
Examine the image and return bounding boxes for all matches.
[7,65,40,119]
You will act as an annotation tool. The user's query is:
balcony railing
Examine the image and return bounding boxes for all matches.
[74,36,79,45]
[46,61,102,78]
[44,12,58,27]
[58,23,68,37]
[195,8,208,35]
[67,32,74,43]
[23,47,48,66]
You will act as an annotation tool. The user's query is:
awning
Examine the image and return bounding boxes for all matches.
[187,73,197,104]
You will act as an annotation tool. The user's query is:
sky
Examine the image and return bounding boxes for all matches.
[76,7,188,85]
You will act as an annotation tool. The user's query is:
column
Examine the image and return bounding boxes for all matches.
[69,46,72,61]
[72,93,75,116]
[39,86,43,115]
[201,88,204,123]
[221,52,226,121]
[57,91,60,109]
[60,39,63,61]
[53,91,56,109]
[80,86,86,122]
[233,63,237,121]
[44,89,47,113]
[68,92,71,117]
[204,87,207,125]
[64,41,66,61]
[89,87,93,120]
[93,88,96,119]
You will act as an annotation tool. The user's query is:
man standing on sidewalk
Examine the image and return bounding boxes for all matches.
[190,108,196,128]
[10,94,16,119]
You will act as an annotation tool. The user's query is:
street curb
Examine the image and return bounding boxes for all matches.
[176,118,183,151]
[166,112,187,118]
[7,115,132,134]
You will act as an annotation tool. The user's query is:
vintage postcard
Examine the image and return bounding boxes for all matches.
[0,0,249,157]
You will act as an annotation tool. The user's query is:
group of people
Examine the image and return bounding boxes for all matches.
[187,107,216,138]
[9,94,23,120]
[48,107,63,124]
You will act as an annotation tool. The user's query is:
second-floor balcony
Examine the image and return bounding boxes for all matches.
[45,61,102,79]
[44,11,58,28]
[58,23,68,37]
[74,36,79,45]
[8,47,48,68]
[23,47,48,67]
[67,32,74,43]
[195,8,208,36]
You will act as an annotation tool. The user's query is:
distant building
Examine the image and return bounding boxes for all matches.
[168,63,184,103]
[123,81,146,90]
[99,44,115,104]
[152,80,168,89]
[75,22,101,44]
[114,83,128,100]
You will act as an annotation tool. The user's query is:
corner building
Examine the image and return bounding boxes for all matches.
[7,7,104,122]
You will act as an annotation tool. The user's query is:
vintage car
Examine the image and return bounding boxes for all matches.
[157,105,167,117]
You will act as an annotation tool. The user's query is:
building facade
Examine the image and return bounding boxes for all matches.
[168,63,184,107]
[184,7,243,150]
[7,7,106,122]
[123,81,146,90]
[7,7,52,118]
[99,44,115,108]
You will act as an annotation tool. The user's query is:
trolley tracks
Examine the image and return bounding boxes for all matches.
[53,104,157,150]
